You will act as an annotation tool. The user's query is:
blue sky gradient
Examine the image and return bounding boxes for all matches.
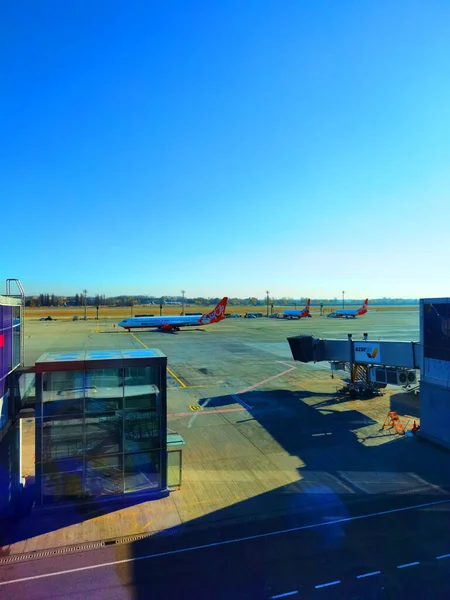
[2,1,450,298]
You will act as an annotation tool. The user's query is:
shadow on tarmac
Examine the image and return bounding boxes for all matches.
[130,388,450,598]
[3,386,450,598]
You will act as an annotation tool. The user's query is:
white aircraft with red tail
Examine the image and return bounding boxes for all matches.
[118,298,228,332]
[327,299,369,319]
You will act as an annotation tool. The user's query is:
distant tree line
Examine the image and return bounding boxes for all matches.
[24,294,420,308]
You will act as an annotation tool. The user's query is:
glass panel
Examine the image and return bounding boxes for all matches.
[42,371,85,416]
[87,455,121,470]
[42,457,83,474]
[0,392,9,430]
[123,366,159,410]
[124,411,160,452]
[124,451,161,492]
[1,306,13,375]
[424,302,450,361]
[85,368,123,412]
[12,312,20,368]
[84,469,123,497]
[42,417,84,460]
[168,449,182,487]
[86,454,123,496]
[42,471,84,502]
[86,414,122,455]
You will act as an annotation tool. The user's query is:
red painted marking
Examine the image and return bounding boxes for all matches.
[236,362,296,395]
[0,333,3,348]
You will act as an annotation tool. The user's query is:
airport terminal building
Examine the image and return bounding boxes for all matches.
[0,293,23,513]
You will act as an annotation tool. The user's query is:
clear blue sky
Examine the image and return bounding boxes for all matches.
[2,1,450,298]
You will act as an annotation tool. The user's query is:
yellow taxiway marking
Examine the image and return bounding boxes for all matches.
[129,331,187,388]
[167,368,187,388]
[189,404,204,411]
[168,385,210,390]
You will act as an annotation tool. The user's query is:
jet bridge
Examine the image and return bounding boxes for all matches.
[288,333,421,368]
[287,333,421,394]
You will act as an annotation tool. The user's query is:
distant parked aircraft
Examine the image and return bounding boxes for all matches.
[118,298,228,332]
[282,299,311,319]
[327,299,369,319]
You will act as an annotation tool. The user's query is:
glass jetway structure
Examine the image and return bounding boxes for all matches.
[33,349,168,505]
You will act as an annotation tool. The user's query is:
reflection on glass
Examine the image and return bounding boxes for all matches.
[123,367,159,410]
[42,418,84,460]
[124,451,160,492]
[43,371,85,416]
[86,454,123,496]
[124,411,160,452]
[42,472,83,501]
[86,415,122,455]
[85,368,123,412]
[42,457,83,474]
[85,470,123,497]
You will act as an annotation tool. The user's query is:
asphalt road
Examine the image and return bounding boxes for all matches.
[2,498,450,599]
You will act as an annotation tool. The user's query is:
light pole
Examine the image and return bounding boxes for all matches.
[266,291,270,318]
[181,290,185,316]
[342,290,345,310]
[82,289,88,320]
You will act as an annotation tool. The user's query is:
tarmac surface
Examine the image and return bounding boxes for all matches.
[3,309,450,598]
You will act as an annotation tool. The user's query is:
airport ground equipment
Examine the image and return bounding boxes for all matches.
[287,332,420,397]
[382,411,410,435]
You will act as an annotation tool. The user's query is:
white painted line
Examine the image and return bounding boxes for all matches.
[437,553,450,560]
[270,591,298,599]
[397,561,420,569]
[231,394,252,411]
[1,498,449,586]
[357,571,381,579]
[315,580,341,589]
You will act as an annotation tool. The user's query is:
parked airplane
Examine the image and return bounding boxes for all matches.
[118,298,228,331]
[327,299,369,319]
[282,299,311,319]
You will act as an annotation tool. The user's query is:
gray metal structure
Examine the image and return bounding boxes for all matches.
[419,298,450,448]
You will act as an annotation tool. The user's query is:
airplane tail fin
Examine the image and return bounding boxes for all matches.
[199,297,228,325]
[358,298,369,315]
